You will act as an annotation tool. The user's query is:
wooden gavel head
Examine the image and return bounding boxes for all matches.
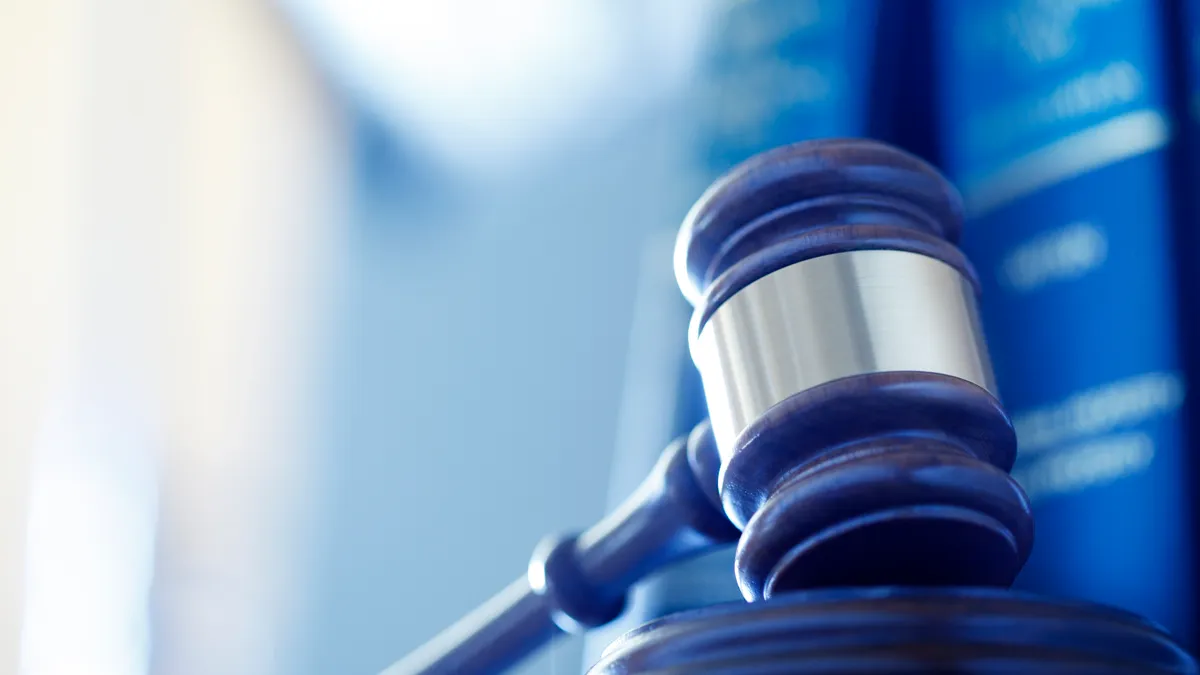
[588,138,1196,674]
[674,138,1033,600]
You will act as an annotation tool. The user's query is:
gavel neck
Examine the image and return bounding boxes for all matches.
[561,429,740,620]
[382,427,737,675]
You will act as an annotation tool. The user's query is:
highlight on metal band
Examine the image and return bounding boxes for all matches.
[693,249,997,455]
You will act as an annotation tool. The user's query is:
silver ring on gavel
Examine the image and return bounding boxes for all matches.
[692,249,998,461]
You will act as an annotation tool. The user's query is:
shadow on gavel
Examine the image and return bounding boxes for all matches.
[384,139,1197,675]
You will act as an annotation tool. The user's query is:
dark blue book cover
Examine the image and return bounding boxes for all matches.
[696,0,881,171]
[935,0,1194,641]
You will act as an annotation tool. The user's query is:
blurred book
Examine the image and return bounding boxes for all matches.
[935,0,1195,642]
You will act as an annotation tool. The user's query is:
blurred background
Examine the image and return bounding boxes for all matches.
[2,1,1199,674]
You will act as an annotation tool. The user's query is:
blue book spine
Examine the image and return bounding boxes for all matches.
[1186,0,1200,128]
[696,0,881,172]
[935,0,1194,640]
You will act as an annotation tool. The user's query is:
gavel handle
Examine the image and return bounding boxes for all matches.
[379,425,739,675]
[381,579,561,675]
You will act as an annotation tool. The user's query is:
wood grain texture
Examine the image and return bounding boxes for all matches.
[675,138,964,304]
[726,372,1029,599]
[590,588,1197,674]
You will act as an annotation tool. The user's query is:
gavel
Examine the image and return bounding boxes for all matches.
[384,139,1197,674]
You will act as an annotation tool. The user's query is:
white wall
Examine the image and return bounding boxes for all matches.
[0,3,351,674]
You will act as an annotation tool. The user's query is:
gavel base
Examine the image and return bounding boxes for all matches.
[590,587,1196,674]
